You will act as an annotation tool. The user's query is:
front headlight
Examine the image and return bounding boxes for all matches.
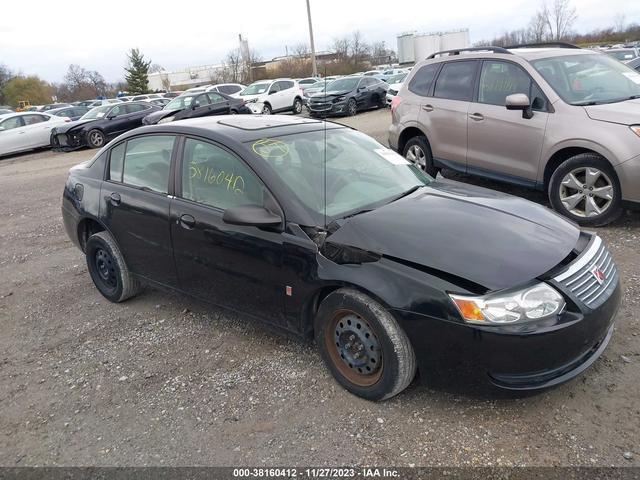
[157,116,175,124]
[332,96,345,103]
[246,98,258,103]
[630,125,640,137]
[450,283,565,325]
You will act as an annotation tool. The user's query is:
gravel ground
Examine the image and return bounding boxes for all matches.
[0,109,638,467]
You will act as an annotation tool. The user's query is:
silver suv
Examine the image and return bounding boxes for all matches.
[389,44,640,226]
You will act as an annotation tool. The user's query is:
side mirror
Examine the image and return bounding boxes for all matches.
[0,126,4,132]
[106,113,116,120]
[505,93,533,119]
[268,90,277,95]
[222,205,282,229]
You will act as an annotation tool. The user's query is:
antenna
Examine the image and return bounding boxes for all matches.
[323,63,327,229]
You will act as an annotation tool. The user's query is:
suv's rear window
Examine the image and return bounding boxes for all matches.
[408,64,439,96]
[433,61,477,101]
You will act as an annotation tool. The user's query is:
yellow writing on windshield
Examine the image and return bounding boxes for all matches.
[252,138,289,159]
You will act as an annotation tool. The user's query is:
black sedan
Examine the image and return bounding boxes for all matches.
[61,115,620,401]
[51,102,159,150]
[308,75,388,116]
[142,91,250,125]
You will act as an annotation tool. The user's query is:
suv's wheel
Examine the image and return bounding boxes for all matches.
[347,98,357,116]
[87,129,105,149]
[402,136,439,177]
[549,153,622,226]
[292,97,302,114]
[315,288,416,401]
[85,231,141,303]
[261,103,272,115]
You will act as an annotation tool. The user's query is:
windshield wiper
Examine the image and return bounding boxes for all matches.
[340,208,374,220]
[387,185,423,203]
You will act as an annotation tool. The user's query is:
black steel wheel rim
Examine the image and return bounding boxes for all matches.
[94,248,117,290]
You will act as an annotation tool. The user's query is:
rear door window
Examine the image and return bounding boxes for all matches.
[433,61,477,101]
[110,136,175,193]
[408,64,439,96]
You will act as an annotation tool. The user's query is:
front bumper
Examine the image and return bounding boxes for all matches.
[51,131,85,151]
[392,277,620,391]
[247,102,264,114]
[308,100,347,116]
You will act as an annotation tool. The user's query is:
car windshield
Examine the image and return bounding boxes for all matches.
[165,96,194,110]
[606,50,637,61]
[81,105,111,120]
[241,82,270,95]
[247,129,431,221]
[387,73,407,84]
[531,54,640,105]
[326,77,359,93]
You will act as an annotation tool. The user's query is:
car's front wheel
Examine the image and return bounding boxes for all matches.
[315,288,416,401]
[346,98,357,116]
[549,153,622,226]
[85,231,140,303]
[261,103,272,115]
[87,129,105,149]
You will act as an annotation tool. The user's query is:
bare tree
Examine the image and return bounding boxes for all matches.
[528,6,550,42]
[613,13,626,33]
[224,48,243,83]
[331,37,350,61]
[349,31,370,65]
[0,64,15,104]
[149,63,165,74]
[546,0,577,41]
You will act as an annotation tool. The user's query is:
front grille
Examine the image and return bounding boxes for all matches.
[553,236,618,309]
[388,89,398,96]
[309,102,332,111]
[55,134,68,147]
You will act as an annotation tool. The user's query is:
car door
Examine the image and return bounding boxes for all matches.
[422,60,478,170]
[102,104,130,137]
[0,116,27,155]
[170,137,288,325]
[354,78,370,109]
[266,81,282,109]
[101,134,178,285]
[21,114,53,148]
[466,60,550,183]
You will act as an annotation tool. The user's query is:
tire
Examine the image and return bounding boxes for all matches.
[87,129,105,149]
[292,97,303,114]
[314,288,416,401]
[346,98,357,116]
[85,231,141,303]
[229,109,238,114]
[548,153,622,227]
[402,136,439,177]
[261,103,272,115]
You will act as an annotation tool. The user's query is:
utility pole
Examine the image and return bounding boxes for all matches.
[305,0,318,77]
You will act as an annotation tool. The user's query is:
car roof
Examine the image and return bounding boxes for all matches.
[0,111,50,119]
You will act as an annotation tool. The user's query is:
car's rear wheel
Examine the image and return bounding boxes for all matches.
[402,136,439,177]
[292,98,302,114]
[261,103,272,115]
[87,129,105,149]
[85,231,140,303]
[315,288,416,401]
[347,98,357,116]
[549,153,622,226]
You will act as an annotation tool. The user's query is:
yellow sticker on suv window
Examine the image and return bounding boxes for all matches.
[252,138,289,159]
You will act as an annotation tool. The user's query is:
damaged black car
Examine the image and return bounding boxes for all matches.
[142,91,251,125]
[51,102,159,150]
[61,115,620,401]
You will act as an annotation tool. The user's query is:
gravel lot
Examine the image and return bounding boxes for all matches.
[0,109,639,467]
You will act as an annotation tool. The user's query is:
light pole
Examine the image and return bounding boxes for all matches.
[305,0,318,77]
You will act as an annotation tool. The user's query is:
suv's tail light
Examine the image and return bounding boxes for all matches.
[391,95,402,114]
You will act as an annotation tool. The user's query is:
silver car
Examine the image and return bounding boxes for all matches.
[389,44,640,226]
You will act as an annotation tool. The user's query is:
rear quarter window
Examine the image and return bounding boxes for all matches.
[408,64,439,96]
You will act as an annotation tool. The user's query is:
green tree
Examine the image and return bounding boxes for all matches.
[3,76,53,107]
[124,48,151,94]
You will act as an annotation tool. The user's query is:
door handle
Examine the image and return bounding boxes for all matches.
[422,104,434,112]
[469,113,485,121]
[178,214,196,230]
[109,192,121,206]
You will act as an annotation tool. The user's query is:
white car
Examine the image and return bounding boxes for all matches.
[0,112,70,157]
[205,83,246,97]
[238,79,304,115]
[384,72,409,106]
[87,99,123,108]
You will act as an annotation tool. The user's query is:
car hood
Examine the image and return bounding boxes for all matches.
[238,93,265,102]
[143,109,180,125]
[584,98,640,125]
[387,82,403,91]
[52,118,98,134]
[311,90,351,99]
[326,180,580,291]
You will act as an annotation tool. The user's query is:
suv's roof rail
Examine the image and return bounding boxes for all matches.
[505,42,581,49]
[427,46,511,59]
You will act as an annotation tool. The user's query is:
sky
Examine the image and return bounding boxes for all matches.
[1,0,638,83]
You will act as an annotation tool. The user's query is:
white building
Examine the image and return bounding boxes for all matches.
[397,29,470,64]
[148,64,227,92]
